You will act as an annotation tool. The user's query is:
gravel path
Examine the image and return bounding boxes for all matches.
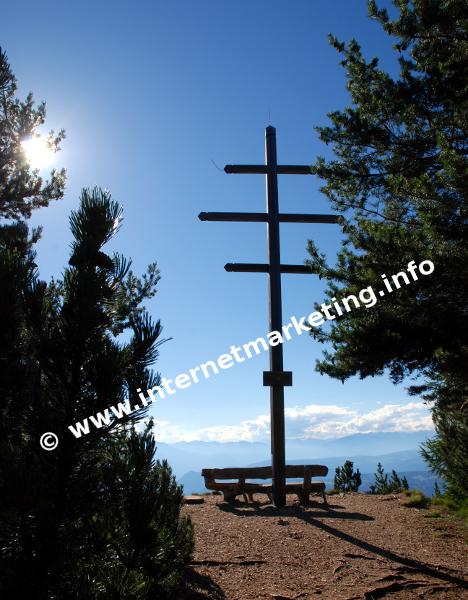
[182,493,468,599]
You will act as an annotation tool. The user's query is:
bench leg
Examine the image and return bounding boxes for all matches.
[223,491,236,502]
[248,493,254,503]
[322,491,328,505]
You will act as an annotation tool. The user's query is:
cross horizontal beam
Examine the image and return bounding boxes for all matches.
[199,211,267,222]
[224,164,311,175]
[199,212,339,224]
[279,213,339,224]
[224,263,312,274]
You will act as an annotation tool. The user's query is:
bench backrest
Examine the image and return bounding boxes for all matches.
[201,465,328,480]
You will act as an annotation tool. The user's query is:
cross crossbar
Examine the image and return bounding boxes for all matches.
[199,212,338,224]
[224,164,311,175]
[224,263,312,274]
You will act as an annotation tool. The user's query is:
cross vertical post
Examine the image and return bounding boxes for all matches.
[265,126,286,507]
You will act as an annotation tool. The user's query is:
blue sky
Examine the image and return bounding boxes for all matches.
[2,0,432,443]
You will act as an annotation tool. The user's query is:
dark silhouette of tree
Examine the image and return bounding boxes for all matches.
[306,0,467,498]
[334,460,362,492]
[422,403,468,498]
[0,188,193,598]
[369,463,409,494]
[0,47,65,219]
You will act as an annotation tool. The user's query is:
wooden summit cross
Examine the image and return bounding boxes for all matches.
[199,126,338,507]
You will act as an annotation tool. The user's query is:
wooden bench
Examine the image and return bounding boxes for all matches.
[201,465,328,504]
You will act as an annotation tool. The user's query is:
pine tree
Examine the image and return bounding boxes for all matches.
[306,0,467,498]
[421,404,468,498]
[369,462,389,494]
[390,470,402,491]
[0,48,65,219]
[0,188,193,598]
[84,422,194,597]
[369,463,408,494]
[333,460,362,492]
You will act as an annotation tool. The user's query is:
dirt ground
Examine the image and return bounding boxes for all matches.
[182,493,468,600]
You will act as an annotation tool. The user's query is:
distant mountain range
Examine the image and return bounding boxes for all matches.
[178,450,438,496]
[154,430,438,496]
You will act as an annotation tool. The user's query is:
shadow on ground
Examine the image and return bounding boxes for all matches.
[179,569,225,599]
[218,499,373,521]
[217,498,468,590]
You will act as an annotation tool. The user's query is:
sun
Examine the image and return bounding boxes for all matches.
[21,135,55,169]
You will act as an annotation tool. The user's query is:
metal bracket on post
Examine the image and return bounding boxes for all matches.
[263,371,293,387]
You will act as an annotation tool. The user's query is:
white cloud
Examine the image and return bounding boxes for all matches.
[152,401,433,443]
[153,414,271,443]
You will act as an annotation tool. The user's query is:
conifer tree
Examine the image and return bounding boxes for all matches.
[306,0,467,497]
[0,48,65,219]
[369,463,408,494]
[0,188,193,599]
[390,470,403,491]
[369,463,389,494]
[334,460,362,492]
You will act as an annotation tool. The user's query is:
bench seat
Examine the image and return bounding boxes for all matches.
[201,465,328,504]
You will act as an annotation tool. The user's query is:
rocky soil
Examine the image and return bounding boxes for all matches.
[182,493,468,599]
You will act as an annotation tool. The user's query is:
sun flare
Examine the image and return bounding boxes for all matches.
[21,135,55,169]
